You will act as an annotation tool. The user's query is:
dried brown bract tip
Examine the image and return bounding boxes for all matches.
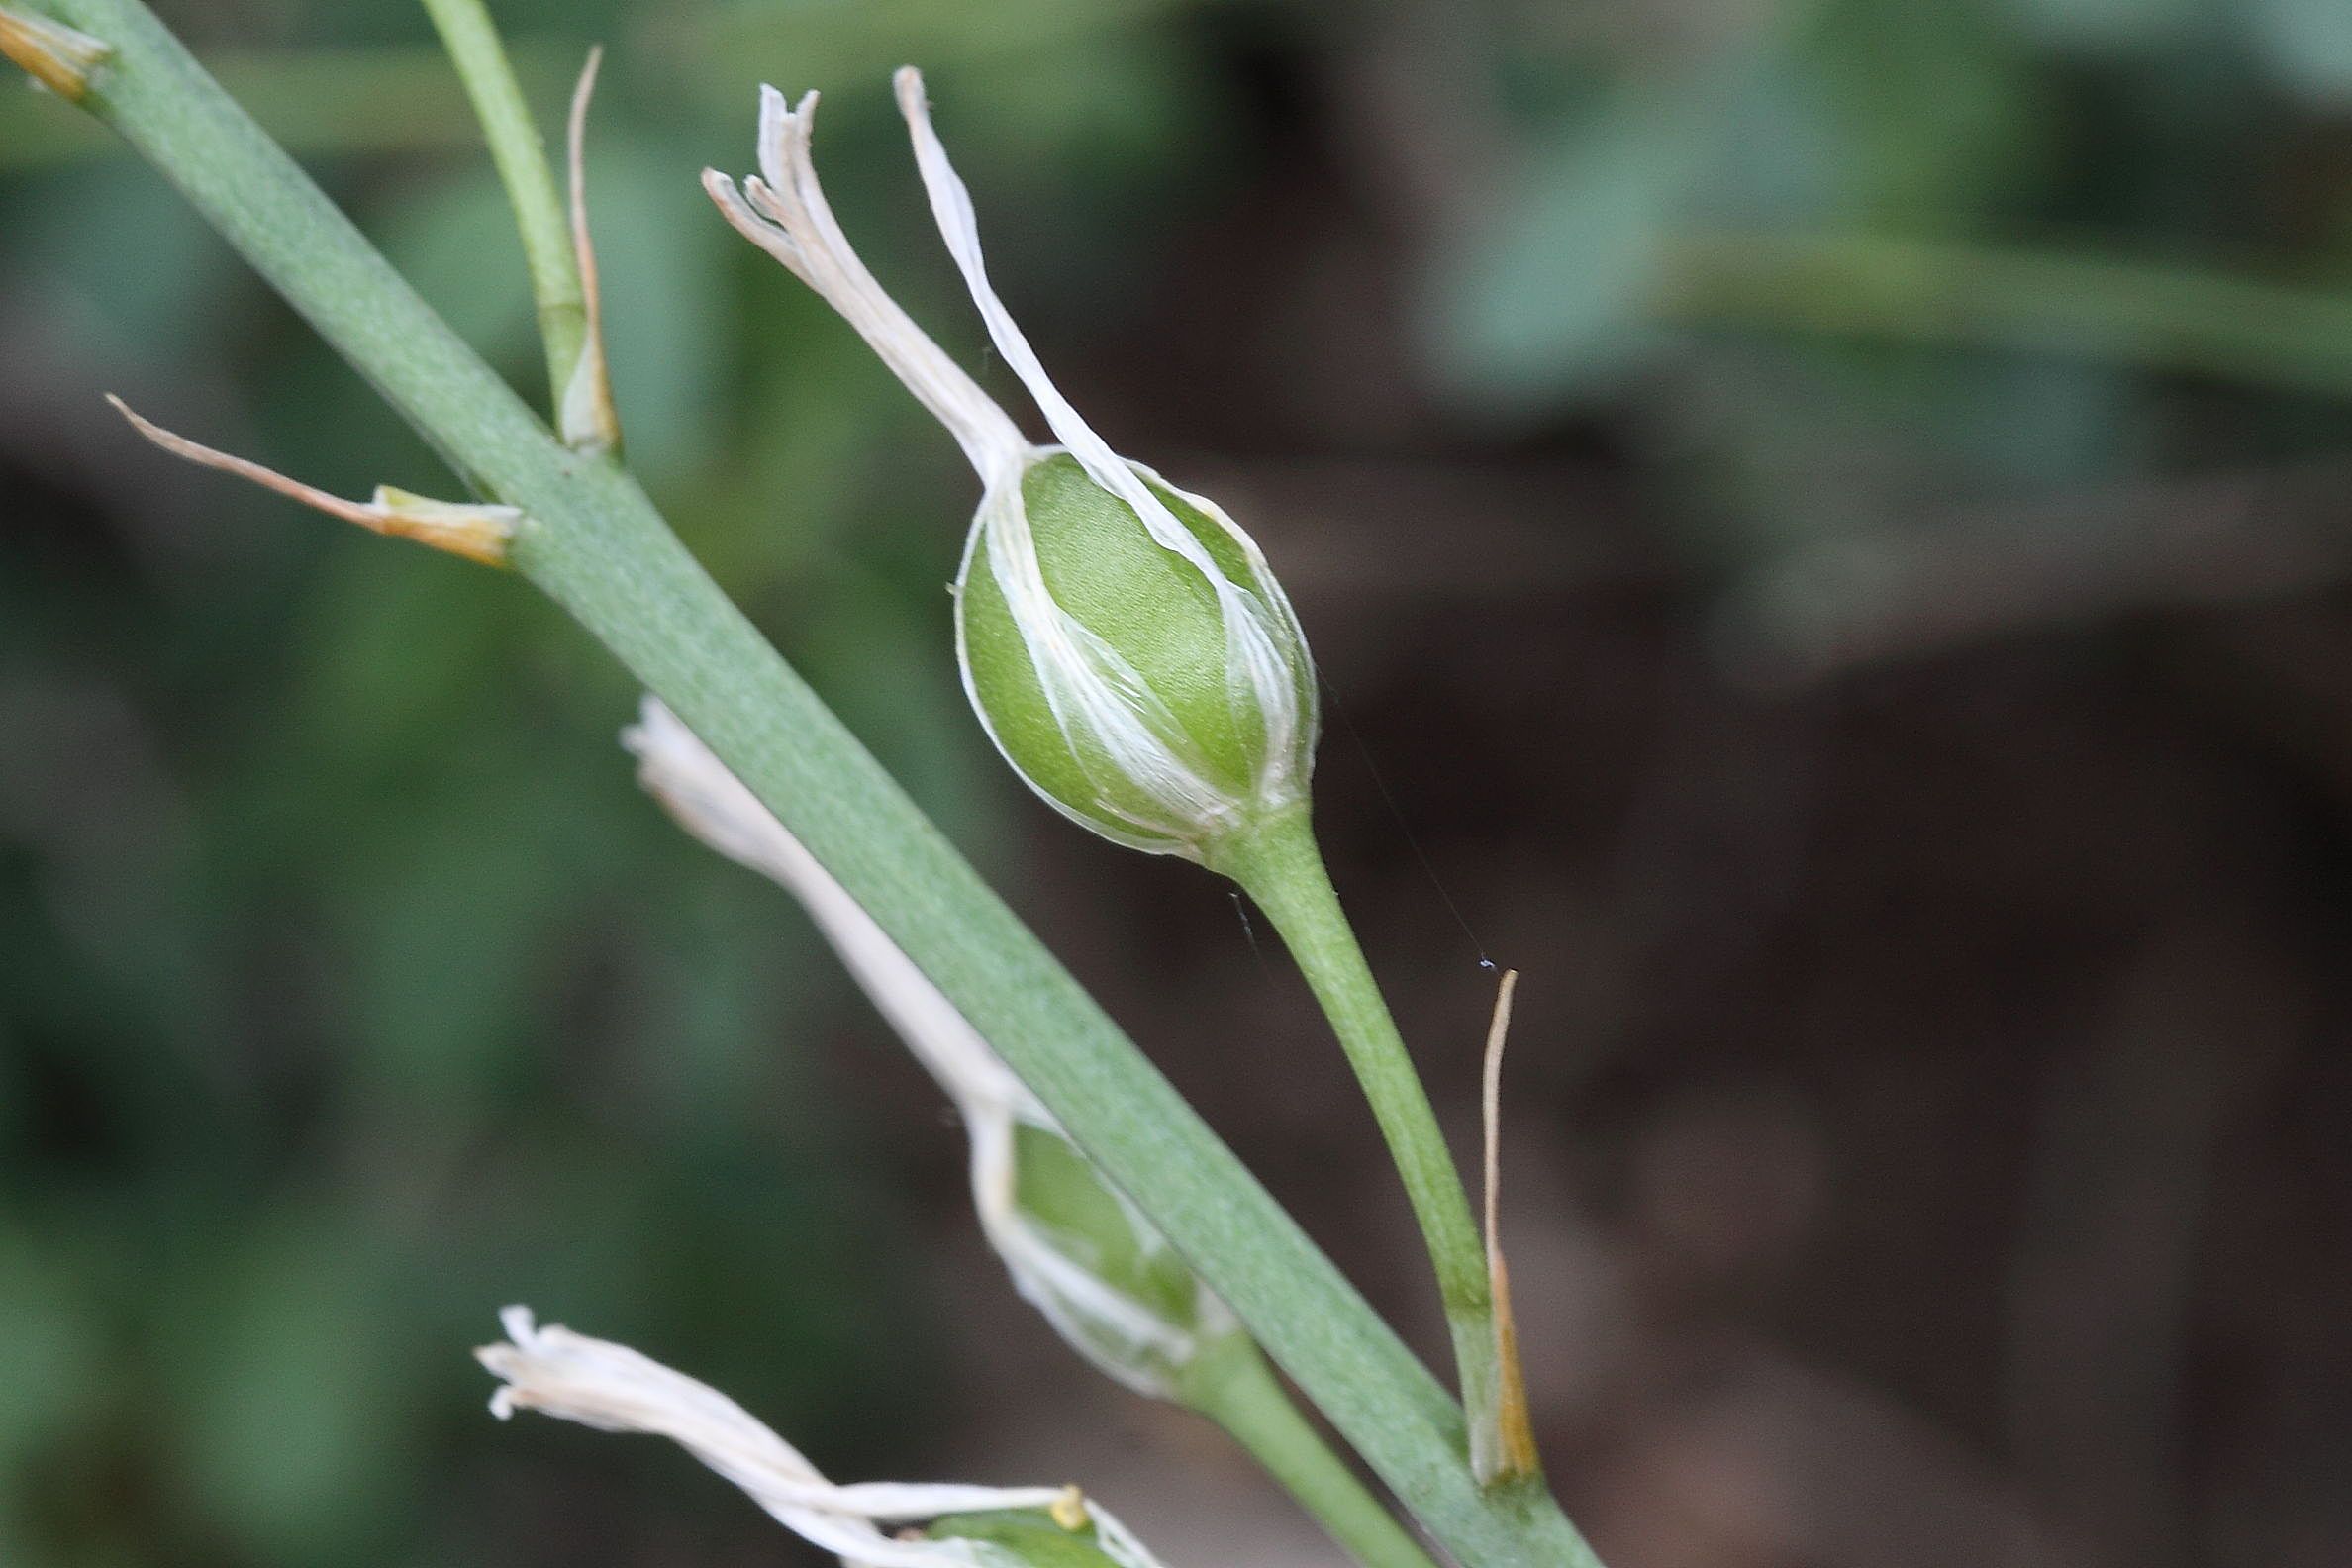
[107,395,520,567]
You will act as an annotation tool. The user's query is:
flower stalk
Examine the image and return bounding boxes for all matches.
[1210,808,1529,1485]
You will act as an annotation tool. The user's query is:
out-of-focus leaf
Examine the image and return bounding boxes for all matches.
[1802,0,2050,224]
[1428,92,1706,409]
[2010,0,2219,53]
[1658,337,2145,560]
[0,167,240,374]
[162,1209,416,1566]
[580,137,732,488]
[338,737,613,1106]
[2247,0,2352,103]
[0,1225,99,1463]
[370,167,542,392]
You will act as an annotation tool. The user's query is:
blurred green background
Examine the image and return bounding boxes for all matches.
[5,1,2351,1565]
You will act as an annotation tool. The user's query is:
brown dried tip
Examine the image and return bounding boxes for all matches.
[1475,968,1543,1488]
[0,6,111,101]
[106,395,518,567]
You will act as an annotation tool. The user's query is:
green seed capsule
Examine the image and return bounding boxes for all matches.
[708,75,1321,866]
[957,452,1319,861]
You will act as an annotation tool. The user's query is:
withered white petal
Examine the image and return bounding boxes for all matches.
[702,86,1027,479]
[707,70,1317,861]
[624,698,1029,1118]
[480,1308,1171,1568]
[893,68,1304,788]
[622,700,1232,1396]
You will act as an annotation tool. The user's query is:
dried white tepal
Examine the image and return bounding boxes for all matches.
[624,698,1235,1400]
[479,1307,1169,1568]
[623,702,1449,1568]
[704,69,1319,864]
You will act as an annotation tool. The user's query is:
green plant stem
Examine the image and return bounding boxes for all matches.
[30,4,1598,1563]
[1180,1334,1439,1568]
[1659,230,2352,401]
[419,0,582,410]
[1212,809,1506,1464]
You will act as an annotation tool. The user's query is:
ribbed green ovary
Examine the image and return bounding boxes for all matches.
[958,454,1291,850]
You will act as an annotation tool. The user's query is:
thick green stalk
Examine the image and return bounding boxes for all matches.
[25,3,1595,1562]
[418,0,582,409]
[1213,809,1513,1476]
[1181,1334,1440,1568]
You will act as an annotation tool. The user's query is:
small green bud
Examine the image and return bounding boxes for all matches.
[998,1117,1233,1397]
[957,453,1318,860]
[706,71,1320,865]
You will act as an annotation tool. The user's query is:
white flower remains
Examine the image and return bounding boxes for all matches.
[624,699,1235,1397]
[703,70,1319,864]
[479,1307,1169,1568]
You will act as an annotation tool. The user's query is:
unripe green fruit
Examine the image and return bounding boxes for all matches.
[1005,1118,1228,1394]
[955,453,1319,860]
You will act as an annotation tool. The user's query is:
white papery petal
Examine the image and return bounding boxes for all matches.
[622,701,1229,1395]
[703,86,1028,481]
[703,71,1316,853]
[624,700,1030,1120]
[481,1308,1173,1567]
[480,1308,1032,1568]
[895,67,1305,785]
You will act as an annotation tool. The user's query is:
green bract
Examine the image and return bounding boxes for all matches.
[957,453,1319,860]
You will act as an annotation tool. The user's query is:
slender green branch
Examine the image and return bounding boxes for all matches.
[1660,230,2352,401]
[1215,811,1489,1317]
[23,3,1598,1562]
[1212,809,1520,1484]
[1180,1334,1441,1568]
[419,0,583,410]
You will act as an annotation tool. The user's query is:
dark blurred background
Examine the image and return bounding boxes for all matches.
[4,0,2350,1564]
